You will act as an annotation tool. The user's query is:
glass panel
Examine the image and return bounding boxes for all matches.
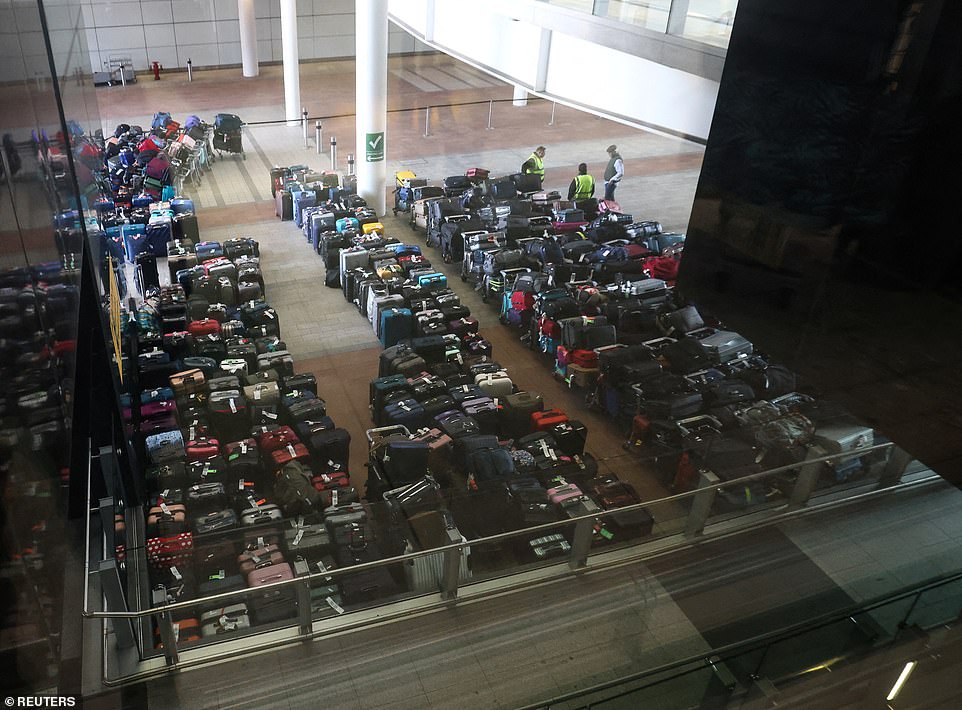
[596,0,672,33]
[905,577,962,630]
[669,1,739,49]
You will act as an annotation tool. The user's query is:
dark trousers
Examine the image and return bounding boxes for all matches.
[604,180,617,201]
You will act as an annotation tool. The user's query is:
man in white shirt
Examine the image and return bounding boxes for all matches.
[603,144,624,201]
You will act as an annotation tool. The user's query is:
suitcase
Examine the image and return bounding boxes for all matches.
[531,408,569,432]
[275,190,293,221]
[692,329,754,365]
[475,372,512,398]
[379,308,413,348]
[135,253,160,296]
[501,391,545,438]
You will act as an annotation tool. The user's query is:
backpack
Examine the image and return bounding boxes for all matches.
[273,461,321,515]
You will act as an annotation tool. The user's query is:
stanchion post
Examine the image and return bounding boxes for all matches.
[423,106,431,137]
[186,58,193,82]
[548,101,556,126]
[486,99,494,130]
[330,136,337,170]
[315,121,322,155]
[302,108,308,148]
[347,153,355,176]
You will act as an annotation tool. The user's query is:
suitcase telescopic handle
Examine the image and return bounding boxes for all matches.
[676,414,723,431]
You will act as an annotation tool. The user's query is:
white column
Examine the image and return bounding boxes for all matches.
[534,28,552,91]
[356,0,388,216]
[280,0,300,126]
[513,85,528,107]
[238,0,258,78]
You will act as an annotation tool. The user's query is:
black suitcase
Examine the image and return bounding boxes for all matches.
[549,420,587,456]
[135,253,160,296]
[309,428,351,468]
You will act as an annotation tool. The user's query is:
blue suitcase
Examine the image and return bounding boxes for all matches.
[132,194,152,208]
[146,221,173,256]
[122,224,148,261]
[379,308,413,348]
[292,190,317,227]
[417,272,447,290]
[336,217,359,234]
[102,232,126,264]
[146,429,185,463]
[384,398,426,430]
[388,244,422,257]
[171,197,195,214]
[196,241,224,260]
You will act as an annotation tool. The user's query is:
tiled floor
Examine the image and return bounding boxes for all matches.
[96,54,962,709]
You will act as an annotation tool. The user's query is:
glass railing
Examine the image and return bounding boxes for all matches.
[539,0,739,49]
[83,438,934,683]
[519,569,962,708]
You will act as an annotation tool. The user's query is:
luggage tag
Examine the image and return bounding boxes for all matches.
[326,597,345,615]
[218,614,237,632]
[287,444,297,458]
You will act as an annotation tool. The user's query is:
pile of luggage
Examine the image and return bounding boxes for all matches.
[404,168,884,509]
[265,163,658,571]
[126,235,419,642]
[86,112,227,293]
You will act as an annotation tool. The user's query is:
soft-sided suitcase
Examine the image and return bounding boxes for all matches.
[501,391,544,438]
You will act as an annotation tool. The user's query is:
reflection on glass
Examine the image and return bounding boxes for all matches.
[537,0,737,47]
[670,0,738,48]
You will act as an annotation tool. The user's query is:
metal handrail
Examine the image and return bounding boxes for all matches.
[83,441,896,620]
[519,567,962,710]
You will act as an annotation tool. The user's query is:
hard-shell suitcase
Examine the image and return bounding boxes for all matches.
[275,190,293,221]
[475,372,512,398]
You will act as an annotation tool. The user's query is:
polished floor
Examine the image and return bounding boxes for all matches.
[87,55,962,709]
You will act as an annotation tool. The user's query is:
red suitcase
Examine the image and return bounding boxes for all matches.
[258,425,299,453]
[270,443,310,469]
[531,408,569,432]
[597,199,621,214]
[185,438,220,461]
[311,470,350,491]
[466,168,489,179]
[550,221,589,233]
[569,349,598,368]
[187,318,221,337]
[643,255,680,282]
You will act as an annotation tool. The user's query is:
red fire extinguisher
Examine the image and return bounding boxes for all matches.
[152,61,161,81]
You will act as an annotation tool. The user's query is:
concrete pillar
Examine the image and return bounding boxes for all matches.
[238,0,258,77]
[513,85,528,107]
[356,0,388,216]
[280,0,300,126]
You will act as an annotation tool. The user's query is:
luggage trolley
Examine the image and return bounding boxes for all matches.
[393,170,425,216]
[212,113,245,160]
[482,266,531,305]
[460,231,505,283]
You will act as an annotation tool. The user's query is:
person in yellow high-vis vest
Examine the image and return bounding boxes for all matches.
[521,146,546,185]
[567,163,595,201]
